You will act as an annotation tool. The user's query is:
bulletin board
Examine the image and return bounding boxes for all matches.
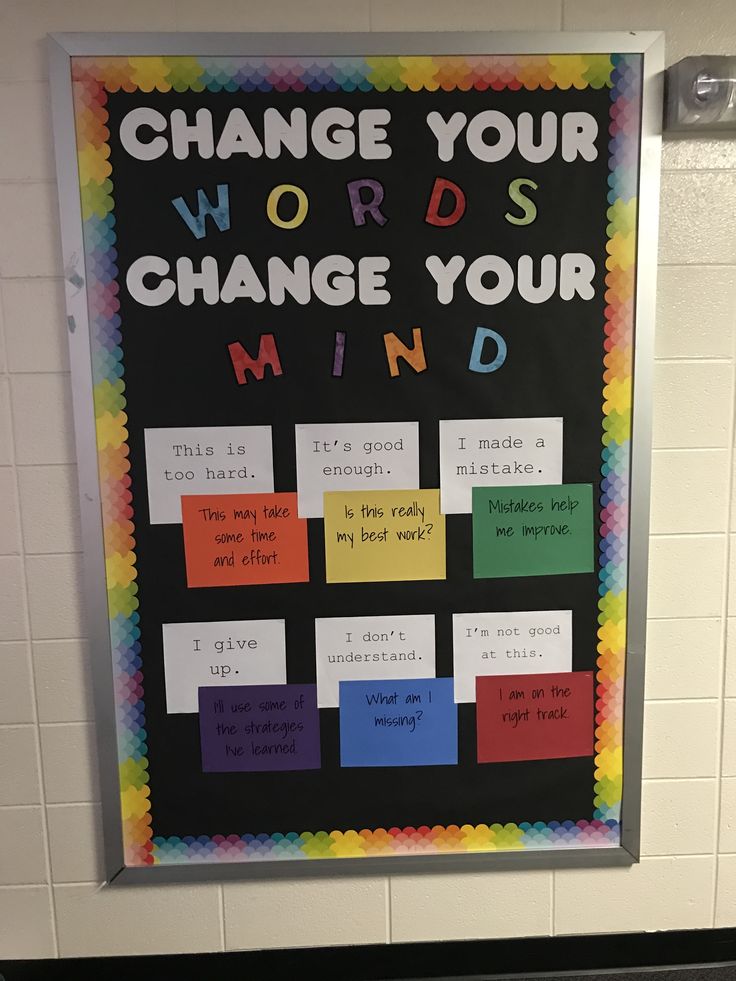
[49,31,663,883]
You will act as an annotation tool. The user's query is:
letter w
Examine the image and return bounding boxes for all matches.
[228,335,283,385]
[171,184,230,240]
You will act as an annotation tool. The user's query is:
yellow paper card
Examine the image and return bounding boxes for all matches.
[324,489,446,584]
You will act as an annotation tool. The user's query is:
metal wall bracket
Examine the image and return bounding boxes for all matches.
[665,55,736,133]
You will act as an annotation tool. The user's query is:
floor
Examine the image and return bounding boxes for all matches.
[508,970,736,981]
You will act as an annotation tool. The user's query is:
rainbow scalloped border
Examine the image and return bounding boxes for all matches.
[71,53,640,866]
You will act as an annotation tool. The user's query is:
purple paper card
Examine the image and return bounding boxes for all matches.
[199,684,321,772]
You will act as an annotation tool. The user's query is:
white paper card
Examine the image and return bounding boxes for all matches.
[144,426,274,524]
[314,614,436,708]
[452,610,572,703]
[295,421,420,518]
[439,417,563,513]
[162,619,286,713]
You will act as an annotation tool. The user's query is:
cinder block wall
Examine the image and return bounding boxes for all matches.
[1,0,736,960]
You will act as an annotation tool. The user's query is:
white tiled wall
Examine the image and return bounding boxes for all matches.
[0,0,735,961]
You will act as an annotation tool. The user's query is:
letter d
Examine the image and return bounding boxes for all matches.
[425,177,466,227]
[469,327,507,374]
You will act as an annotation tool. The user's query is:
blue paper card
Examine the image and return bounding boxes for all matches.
[339,677,457,767]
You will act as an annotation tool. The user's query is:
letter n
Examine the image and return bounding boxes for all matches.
[171,184,230,240]
[228,335,283,385]
[383,328,427,378]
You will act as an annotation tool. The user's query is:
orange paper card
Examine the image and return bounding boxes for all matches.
[181,493,309,588]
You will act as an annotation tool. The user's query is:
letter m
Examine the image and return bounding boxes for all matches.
[228,335,283,385]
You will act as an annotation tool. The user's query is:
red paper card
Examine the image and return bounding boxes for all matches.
[181,492,309,588]
[476,671,594,763]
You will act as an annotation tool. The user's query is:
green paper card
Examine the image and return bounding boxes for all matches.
[472,484,595,579]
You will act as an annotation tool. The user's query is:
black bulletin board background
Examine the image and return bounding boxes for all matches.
[107,83,611,837]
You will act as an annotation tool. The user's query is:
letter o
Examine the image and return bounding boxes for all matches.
[466,256,514,305]
[266,184,309,229]
[466,110,516,162]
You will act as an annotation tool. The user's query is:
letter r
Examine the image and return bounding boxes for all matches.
[346,178,388,227]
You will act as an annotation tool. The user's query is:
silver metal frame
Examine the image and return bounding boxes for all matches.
[48,30,663,885]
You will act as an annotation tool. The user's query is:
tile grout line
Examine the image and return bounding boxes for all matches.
[385,875,392,944]
[0,275,64,283]
[652,446,736,453]
[3,800,101,808]
[648,614,727,622]
[658,263,736,269]
[8,554,84,563]
[10,636,88,643]
[4,368,73,378]
[655,357,733,364]
[650,532,727,539]
[0,178,57,185]
[1,800,99,808]
[644,696,726,704]
[0,275,67,283]
[643,776,720,784]
[0,803,46,811]
[8,550,83,558]
[3,462,77,469]
[2,880,100,889]
[21,720,94,728]
[712,334,736,927]
[661,167,736,174]
[549,868,555,936]
[218,883,226,952]
[1,282,61,958]
[3,369,71,376]
[711,334,736,926]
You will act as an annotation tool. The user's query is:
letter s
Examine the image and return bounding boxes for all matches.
[505,178,538,226]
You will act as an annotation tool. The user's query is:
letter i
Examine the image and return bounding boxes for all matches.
[332,331,346,377]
